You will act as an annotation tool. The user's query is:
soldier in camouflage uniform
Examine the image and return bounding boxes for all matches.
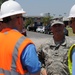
[38,20,75,75]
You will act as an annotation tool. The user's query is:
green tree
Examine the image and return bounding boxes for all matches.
[42,16,53,26]
[25,18,34,28]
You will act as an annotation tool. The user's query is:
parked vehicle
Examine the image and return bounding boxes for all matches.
[27,25,37,32]
[27,25,34,31]
[36,26,45,33]
[44,24,52,34]
[22,28,27,36]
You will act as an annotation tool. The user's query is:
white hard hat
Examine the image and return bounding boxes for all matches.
[68,4,75,18]
[0,0,26,18]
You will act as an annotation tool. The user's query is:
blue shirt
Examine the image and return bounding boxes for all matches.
[21,44,41,74]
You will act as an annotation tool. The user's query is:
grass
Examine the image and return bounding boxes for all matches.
[66,27,75,36]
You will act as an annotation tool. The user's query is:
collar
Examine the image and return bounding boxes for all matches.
[50,37,67,47]
[50,38,67,50]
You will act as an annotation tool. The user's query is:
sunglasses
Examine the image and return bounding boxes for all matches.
[16,15,25,21]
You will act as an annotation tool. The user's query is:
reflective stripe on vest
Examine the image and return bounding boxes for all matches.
[0,36,28,75]
[68,44,75,75]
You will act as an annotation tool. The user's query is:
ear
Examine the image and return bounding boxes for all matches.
[17,18,21,25]
[63,24,65,27]
[62,24,65,29]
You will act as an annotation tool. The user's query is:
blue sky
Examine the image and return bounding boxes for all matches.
[16,0,75,17]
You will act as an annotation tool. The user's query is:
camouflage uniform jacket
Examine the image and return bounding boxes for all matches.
[38,36,75,75]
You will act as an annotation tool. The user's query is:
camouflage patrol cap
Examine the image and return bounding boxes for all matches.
[51,20,64,27]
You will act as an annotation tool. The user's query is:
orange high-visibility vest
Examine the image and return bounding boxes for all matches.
[0,28,33,75]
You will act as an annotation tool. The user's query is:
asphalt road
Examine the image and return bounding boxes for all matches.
[27,31,53,49]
